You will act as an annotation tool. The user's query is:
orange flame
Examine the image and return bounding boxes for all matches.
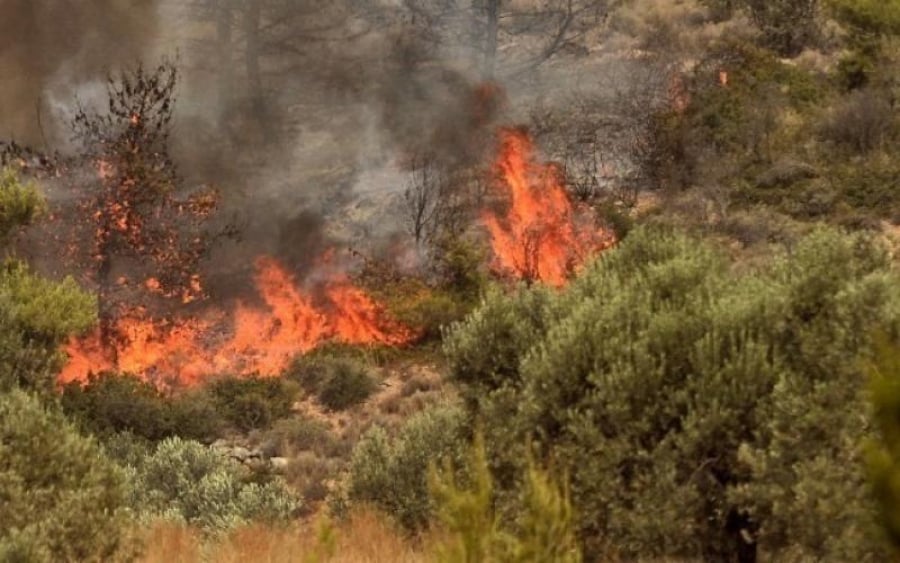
[482,128,614,286]
[59,255,412,386]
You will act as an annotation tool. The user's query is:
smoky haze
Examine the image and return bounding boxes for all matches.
[2,0,631,292]
[0,0,160,147]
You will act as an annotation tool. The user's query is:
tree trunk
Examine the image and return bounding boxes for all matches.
[216,0,235,111]
[482,0,500,80]
[244,0,268,137]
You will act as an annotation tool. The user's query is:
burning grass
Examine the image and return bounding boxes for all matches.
[61,255,414,386]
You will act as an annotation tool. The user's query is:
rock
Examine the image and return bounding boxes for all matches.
[231,446,251,461]
[211,439,230,450]
[270,457,289,471]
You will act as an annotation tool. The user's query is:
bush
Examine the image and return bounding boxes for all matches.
[0,167,44,245]
[287,354,378,411]
[0,261,95,395]
[445,226,896,560]
[206,374,299,432]
[61,371,222,442]
[341,404,466,531]
[263,416,336,457]
[428,434,582,563]
[0,389,130,561]
[821,88,894,154]
[743,0,821,57]
[130,436,297,532]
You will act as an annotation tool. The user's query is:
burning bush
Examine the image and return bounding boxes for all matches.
[481,128,615,287]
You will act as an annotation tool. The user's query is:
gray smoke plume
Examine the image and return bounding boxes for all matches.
[0,0,160,146]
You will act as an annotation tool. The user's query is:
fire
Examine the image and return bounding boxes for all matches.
[482,128,614,286]
[60,255,412,386]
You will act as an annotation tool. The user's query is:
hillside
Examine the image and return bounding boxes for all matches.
[4,1,900,561]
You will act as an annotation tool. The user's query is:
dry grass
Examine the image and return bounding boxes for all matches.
[137,509,428,563]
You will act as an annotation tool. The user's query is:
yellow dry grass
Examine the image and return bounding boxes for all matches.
[137,509,429,563]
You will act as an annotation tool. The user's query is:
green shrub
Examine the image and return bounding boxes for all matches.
[0,389,130,561]
[287,354,377,411]
[445,225,896,560]
[130,436,297,532]
[263,416,336,457]
[866,333,900,553]
[0,167,44,245]
[61,371,222,442]
[0,261,95,394]
[341,404,466,531]
[428,433,582,563]
[206,374,299,431]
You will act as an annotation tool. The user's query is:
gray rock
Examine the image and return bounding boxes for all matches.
[270,457,289,471]
[231,446,251,461]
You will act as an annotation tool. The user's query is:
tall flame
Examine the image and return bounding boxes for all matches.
[482,128,614,286]
[59,256,412,386]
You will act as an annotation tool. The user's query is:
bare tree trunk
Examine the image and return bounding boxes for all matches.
[216,0,235,111]
[96,204,117,366]
[244,0,268,136]
[482,0,500,80]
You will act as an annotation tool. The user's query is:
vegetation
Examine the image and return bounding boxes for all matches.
[0,389,130,562]
[428,433,582,563]
[340,405,466,531]
[205,374,299,432]
[128,436,297,532]
[10,1,900,561]
[61,372,222,442]
[287,353,378,411]
[444,226,897,560]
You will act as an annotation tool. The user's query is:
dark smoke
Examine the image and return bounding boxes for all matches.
[0,0,159,146]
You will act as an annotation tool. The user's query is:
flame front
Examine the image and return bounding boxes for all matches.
[60,256,412,385]
[482,128,614,286]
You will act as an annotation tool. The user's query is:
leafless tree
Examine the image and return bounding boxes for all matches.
[400,0,610,80]
[403,151,452,247]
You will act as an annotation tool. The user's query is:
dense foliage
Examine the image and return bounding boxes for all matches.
[445,226,897,561]
[341,405,466,531]
[0,389,129,561]
[127,436,297,532]
[61,371,223,442]
[287,353,378,411]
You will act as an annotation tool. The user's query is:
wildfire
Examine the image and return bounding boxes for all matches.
[59,256,412,386]
[482,128,614,286]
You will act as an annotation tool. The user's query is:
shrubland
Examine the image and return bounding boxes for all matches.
[10,0,900,560]
[444,226,898,560]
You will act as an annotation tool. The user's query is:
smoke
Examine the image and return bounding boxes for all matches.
[2,0,606,296]
[0,0,161,146]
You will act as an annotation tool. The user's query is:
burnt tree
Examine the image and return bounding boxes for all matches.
[70,62,223,353]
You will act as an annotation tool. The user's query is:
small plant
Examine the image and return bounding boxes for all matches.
[264,416,336,457]
[130,436,298,532]
[206,374,299,432]
[342,404,465,531]
[60,371,223,442]
[287,354,378,411]
[428,433,582,563]
[318,361,379,411]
